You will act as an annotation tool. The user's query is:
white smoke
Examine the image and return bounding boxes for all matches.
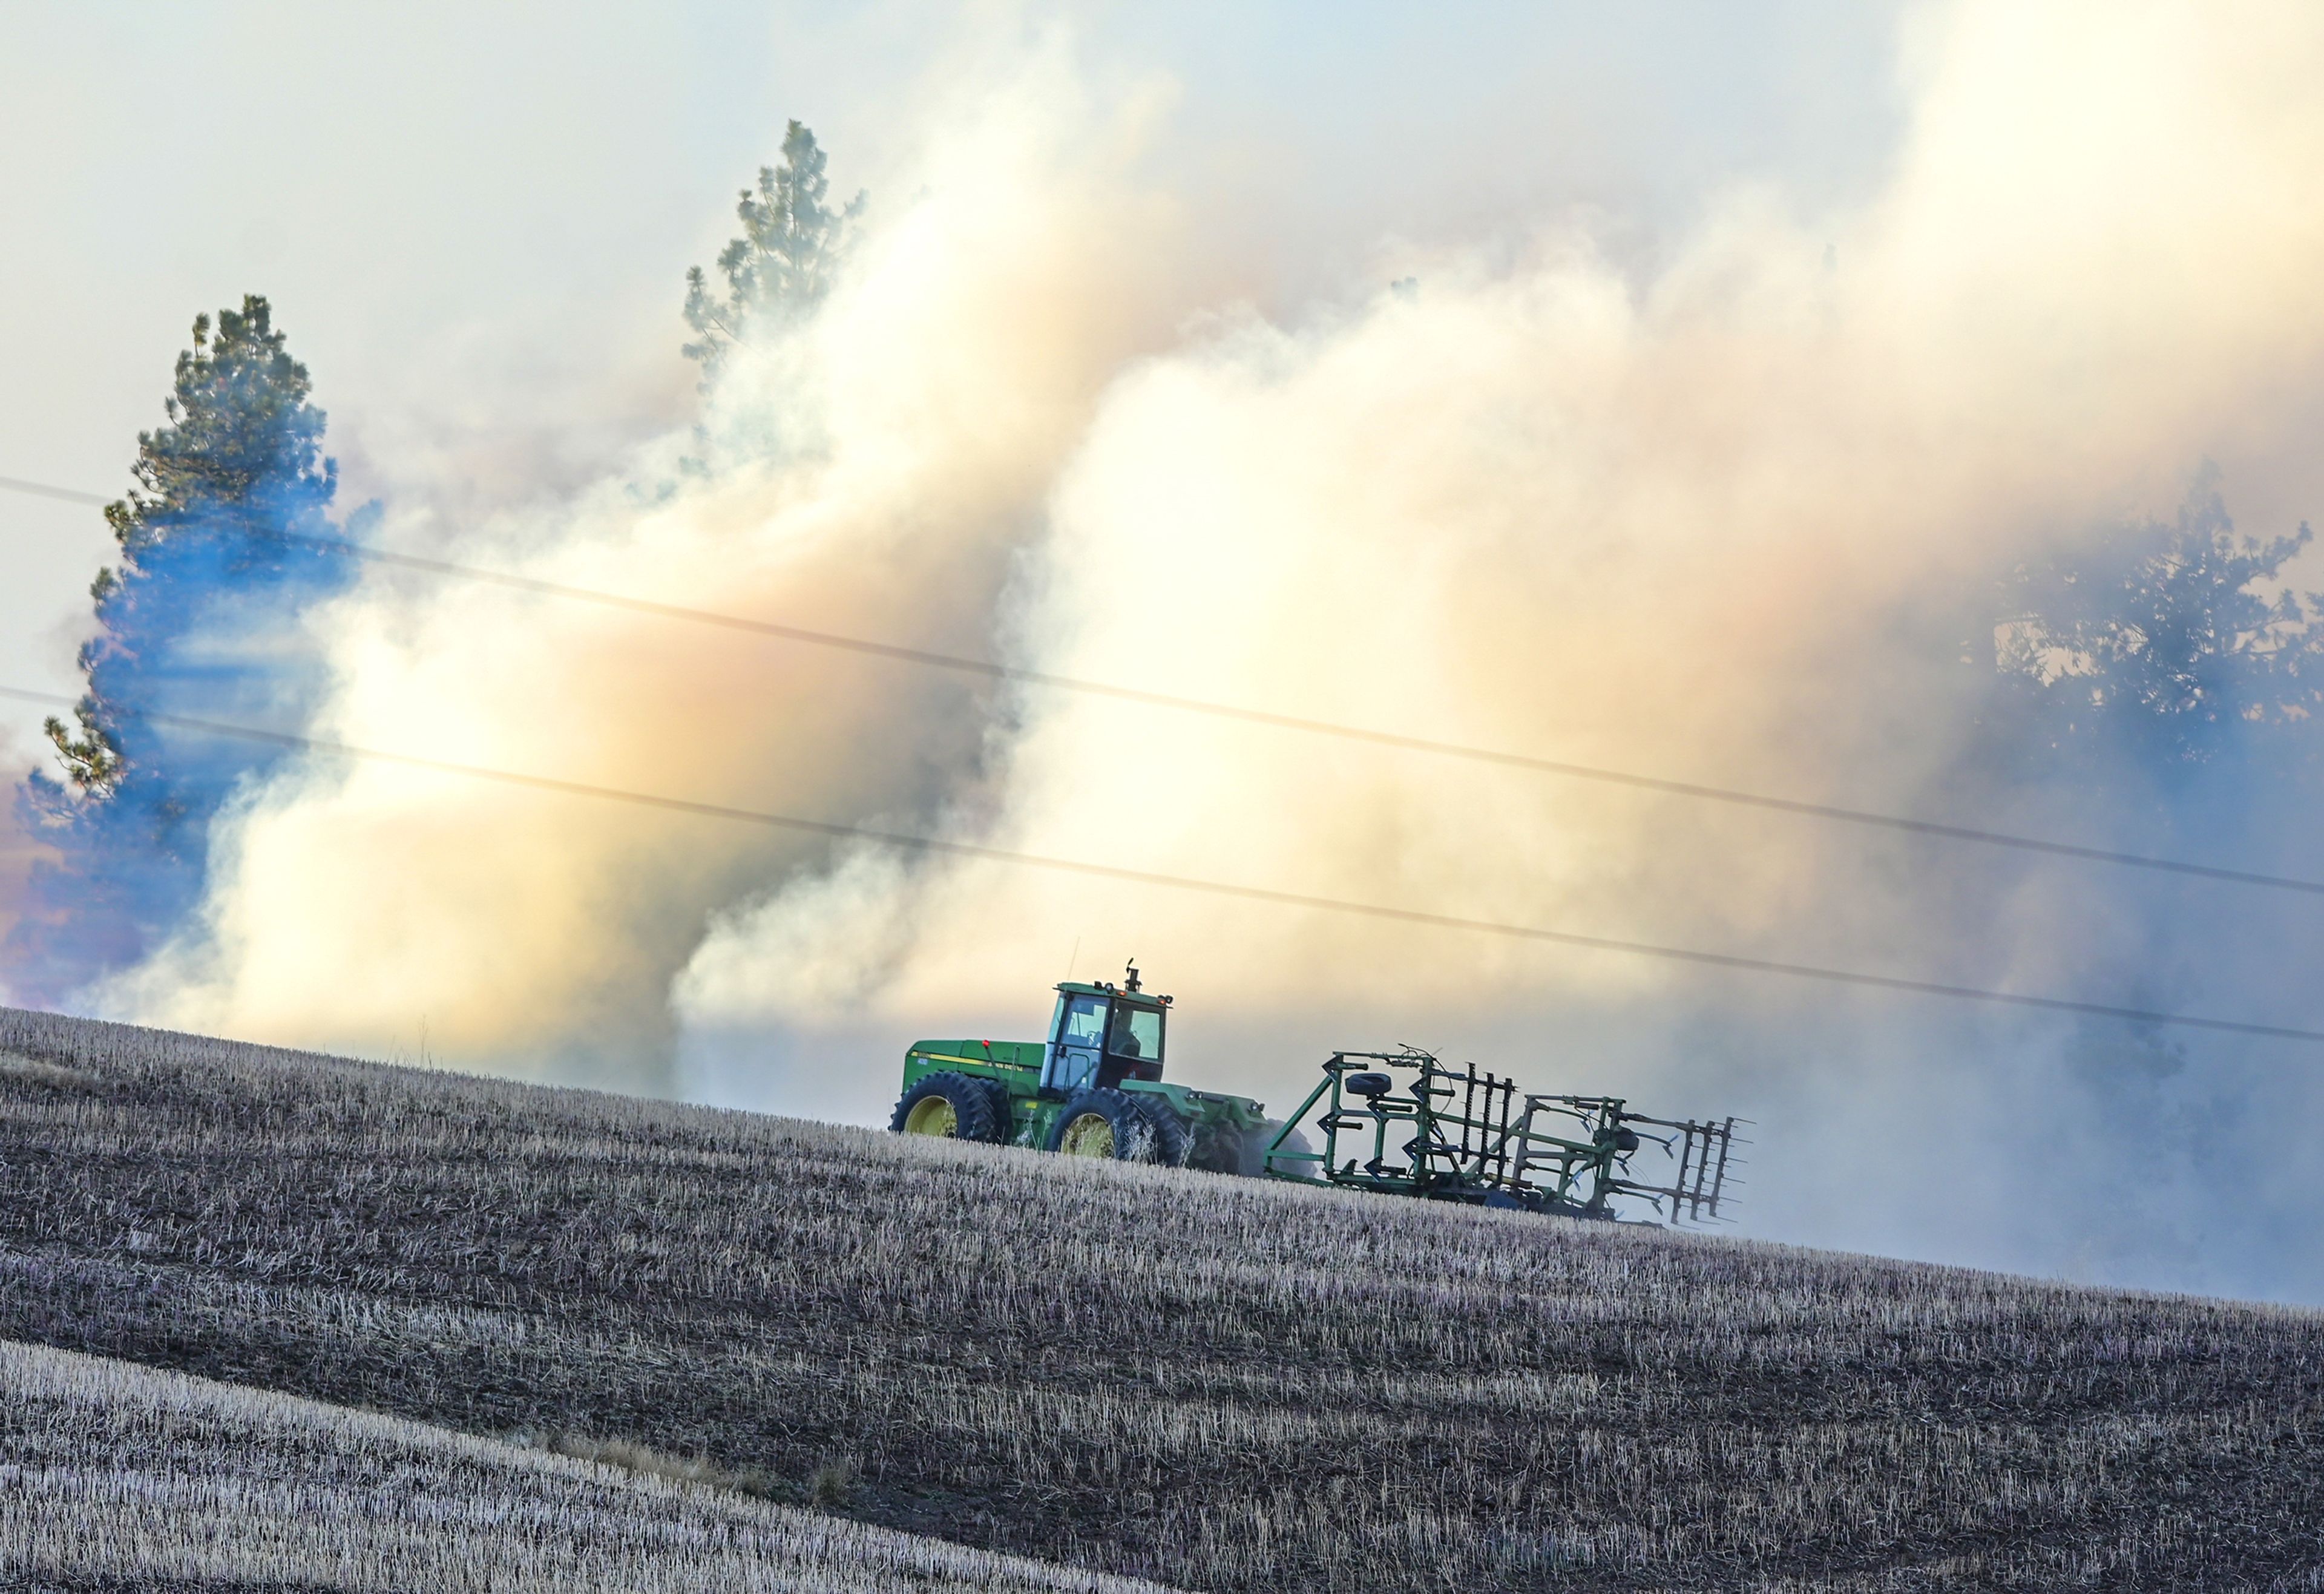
[108,2,2324,1295]
[110,47,1199,1083]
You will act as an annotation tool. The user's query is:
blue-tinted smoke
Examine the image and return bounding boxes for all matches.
[10,485,353,1005]
[1717,474,2324,1297]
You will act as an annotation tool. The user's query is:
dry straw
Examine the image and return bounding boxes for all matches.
[2,1006,2321,1592]
[0,1337,1167,1592]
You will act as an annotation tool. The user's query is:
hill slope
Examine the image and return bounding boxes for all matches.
[1,1008,2319,1591]
[0,1335,1170,1593]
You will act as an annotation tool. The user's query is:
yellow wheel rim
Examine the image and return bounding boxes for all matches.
[904,1095,959,1137]
[1057,1111,1115,1158]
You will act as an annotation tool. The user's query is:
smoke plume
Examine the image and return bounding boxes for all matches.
[91,4,2324,1296]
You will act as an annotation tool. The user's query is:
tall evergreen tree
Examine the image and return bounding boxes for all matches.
[682,121,864,382]
[1994,473,2324,767]
[15,295,346,999]
[44,297,336,795]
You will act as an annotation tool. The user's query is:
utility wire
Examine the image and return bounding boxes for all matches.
[0,476,108,507]
[8,470,2323,898]
[1,681,2315,1044]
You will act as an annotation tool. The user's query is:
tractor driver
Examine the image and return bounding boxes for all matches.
[1107,1007,1143,1059]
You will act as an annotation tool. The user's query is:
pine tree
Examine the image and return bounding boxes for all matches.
[44,296,336,797]
[14,294,344,1000]
[683,121,864,382]
[1995,472,2324,765]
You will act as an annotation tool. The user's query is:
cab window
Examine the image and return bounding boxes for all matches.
[1108,1004,1163,1063]
[1058,993,1108,1046]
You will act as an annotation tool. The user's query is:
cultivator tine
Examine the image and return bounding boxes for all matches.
[1594,1114,1739,1224]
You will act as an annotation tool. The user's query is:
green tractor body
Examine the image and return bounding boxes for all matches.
[893,965,1272,1172]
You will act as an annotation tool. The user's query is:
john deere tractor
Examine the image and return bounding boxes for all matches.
[890,963,1273,1172]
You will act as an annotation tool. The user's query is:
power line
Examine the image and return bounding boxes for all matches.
[0,476,108,507]
[1,681,2315,1045]
[8,470,2323,899]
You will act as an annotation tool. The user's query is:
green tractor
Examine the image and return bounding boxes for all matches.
[890,963,1275,1172]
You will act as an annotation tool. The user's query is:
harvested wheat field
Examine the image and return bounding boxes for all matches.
[1,1007,2320,1593]
[0,1335,1172,1594]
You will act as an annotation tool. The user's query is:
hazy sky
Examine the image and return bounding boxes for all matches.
[0,0,1908,758]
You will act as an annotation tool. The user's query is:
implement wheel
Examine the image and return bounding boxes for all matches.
[1046,1087,1178,1164]
[890,1072,1003,1144]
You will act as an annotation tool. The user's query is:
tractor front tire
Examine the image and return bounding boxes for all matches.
[891,1072,1004,1144]
[1046,1087,1179,1164]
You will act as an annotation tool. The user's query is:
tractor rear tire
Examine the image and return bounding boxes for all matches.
[1253,1120,1316,1179]
[1046,1087,1178,1164]
[891,1072,1004,1144]
[1184,1121,1246,1175]
[1126,1094,1191,1167]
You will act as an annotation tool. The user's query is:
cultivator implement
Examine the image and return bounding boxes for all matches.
[1261,1049,1742,1225]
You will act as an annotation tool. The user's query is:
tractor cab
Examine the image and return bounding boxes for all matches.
[1040,963,1170,1095]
